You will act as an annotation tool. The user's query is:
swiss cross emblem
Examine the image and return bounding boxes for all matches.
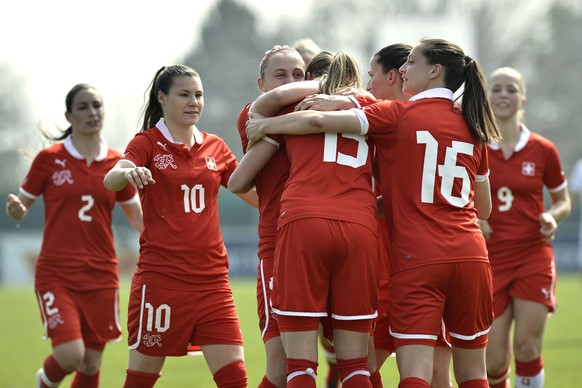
[205,156,218,171]
[522,162,535,176]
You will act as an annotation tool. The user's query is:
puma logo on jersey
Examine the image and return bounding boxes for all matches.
[541,287,550,299]
[157,141,168,151]
[522,162,536,176]
[52,170,74,186]
[55,159,67,167]
[205,156,218,171]
[153,154,177,170]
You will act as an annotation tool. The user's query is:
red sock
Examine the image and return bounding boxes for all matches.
[458,379,488,388]
[336,357,371,387]
[123,369,160,388]
[71,370,100,388]
[42,355,71,386]
[370,369,383,388]
[286,358,318,388]
[258,375,278,388]
[398,377,430,388]
[213,360,248,388]
[515,357,543,376]
[488,366,510,388]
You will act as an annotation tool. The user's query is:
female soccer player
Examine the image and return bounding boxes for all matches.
[232,51,379,388]
[245,38,501,388]
[104,65,256,388]
[6,84,142,388]
[235,44,305,388]
[481,67,571,388]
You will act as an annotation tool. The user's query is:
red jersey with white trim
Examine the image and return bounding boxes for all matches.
[279,119,377,232]
[236,102,290,260]
[20,136,136,291]
[485,126,567,259]
[360,90,489,274]
[122,120,237,289]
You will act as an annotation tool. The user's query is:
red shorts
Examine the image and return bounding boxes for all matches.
[272,218,379,320]
[36,287,121,351]
[374,278,395,354]
[374,279,450,354]
[256,258,280,342]
[490,244,558,316]
[389,261,493,349]
[127,279,243,356]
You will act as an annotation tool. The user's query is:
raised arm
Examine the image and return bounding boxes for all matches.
[246,109,362,149]
[250,80,320,117]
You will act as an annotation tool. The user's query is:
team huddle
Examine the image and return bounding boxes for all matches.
[5,37,571,388]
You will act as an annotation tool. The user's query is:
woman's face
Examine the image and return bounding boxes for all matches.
[259,52,305,92]
[399,44,433,96]
[488,72,525,120]
[159,75,204,127]
[366,55,401,100]
[65,88,104,135]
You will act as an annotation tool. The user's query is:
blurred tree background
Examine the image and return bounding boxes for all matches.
[1,0,581,272]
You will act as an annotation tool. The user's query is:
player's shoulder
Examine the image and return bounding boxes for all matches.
[528,130,555,148]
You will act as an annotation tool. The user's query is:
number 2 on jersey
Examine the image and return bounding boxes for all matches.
[78,194,94,222]
[416,131,473,207]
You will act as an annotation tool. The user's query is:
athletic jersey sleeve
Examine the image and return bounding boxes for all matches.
[20,149,51,198]
[123,132,154,168]
[542,140,567,192]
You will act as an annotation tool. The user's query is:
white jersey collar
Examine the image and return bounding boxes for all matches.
[409,88,454,102]
[488,124,530,152]
[155,118,203,145]
[64,135,108,161]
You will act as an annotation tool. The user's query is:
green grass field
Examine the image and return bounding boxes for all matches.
[1,274,581,387]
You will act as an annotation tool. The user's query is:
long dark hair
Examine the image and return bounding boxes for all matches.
[374,43,412,74]
[140,65,200,132]
[43,83,96,141]
[419,38,500,144]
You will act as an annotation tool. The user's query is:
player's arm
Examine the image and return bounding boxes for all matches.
[228,139,279,194]
[474,178,492,220]
[540,186,571,242]
[5,193,35,221]
[235,188,259,208]
[120,200,144,233]
[104,160,155,192]
[246,109,361,149]
[251,80,320,117]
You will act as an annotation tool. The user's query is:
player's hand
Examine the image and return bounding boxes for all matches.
[246,111,266,151]
[539,212,557,243]
[5,193,27,221]
[295,94,347,111]
[477,219,493,241]
[125,167,155,190]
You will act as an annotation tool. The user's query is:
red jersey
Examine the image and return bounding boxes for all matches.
[485,125,567,260]
[280,122,377,231]
[236,103,290,260]
[122,119,237,289]
[359,88,489,274]
[20,136,136,291]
